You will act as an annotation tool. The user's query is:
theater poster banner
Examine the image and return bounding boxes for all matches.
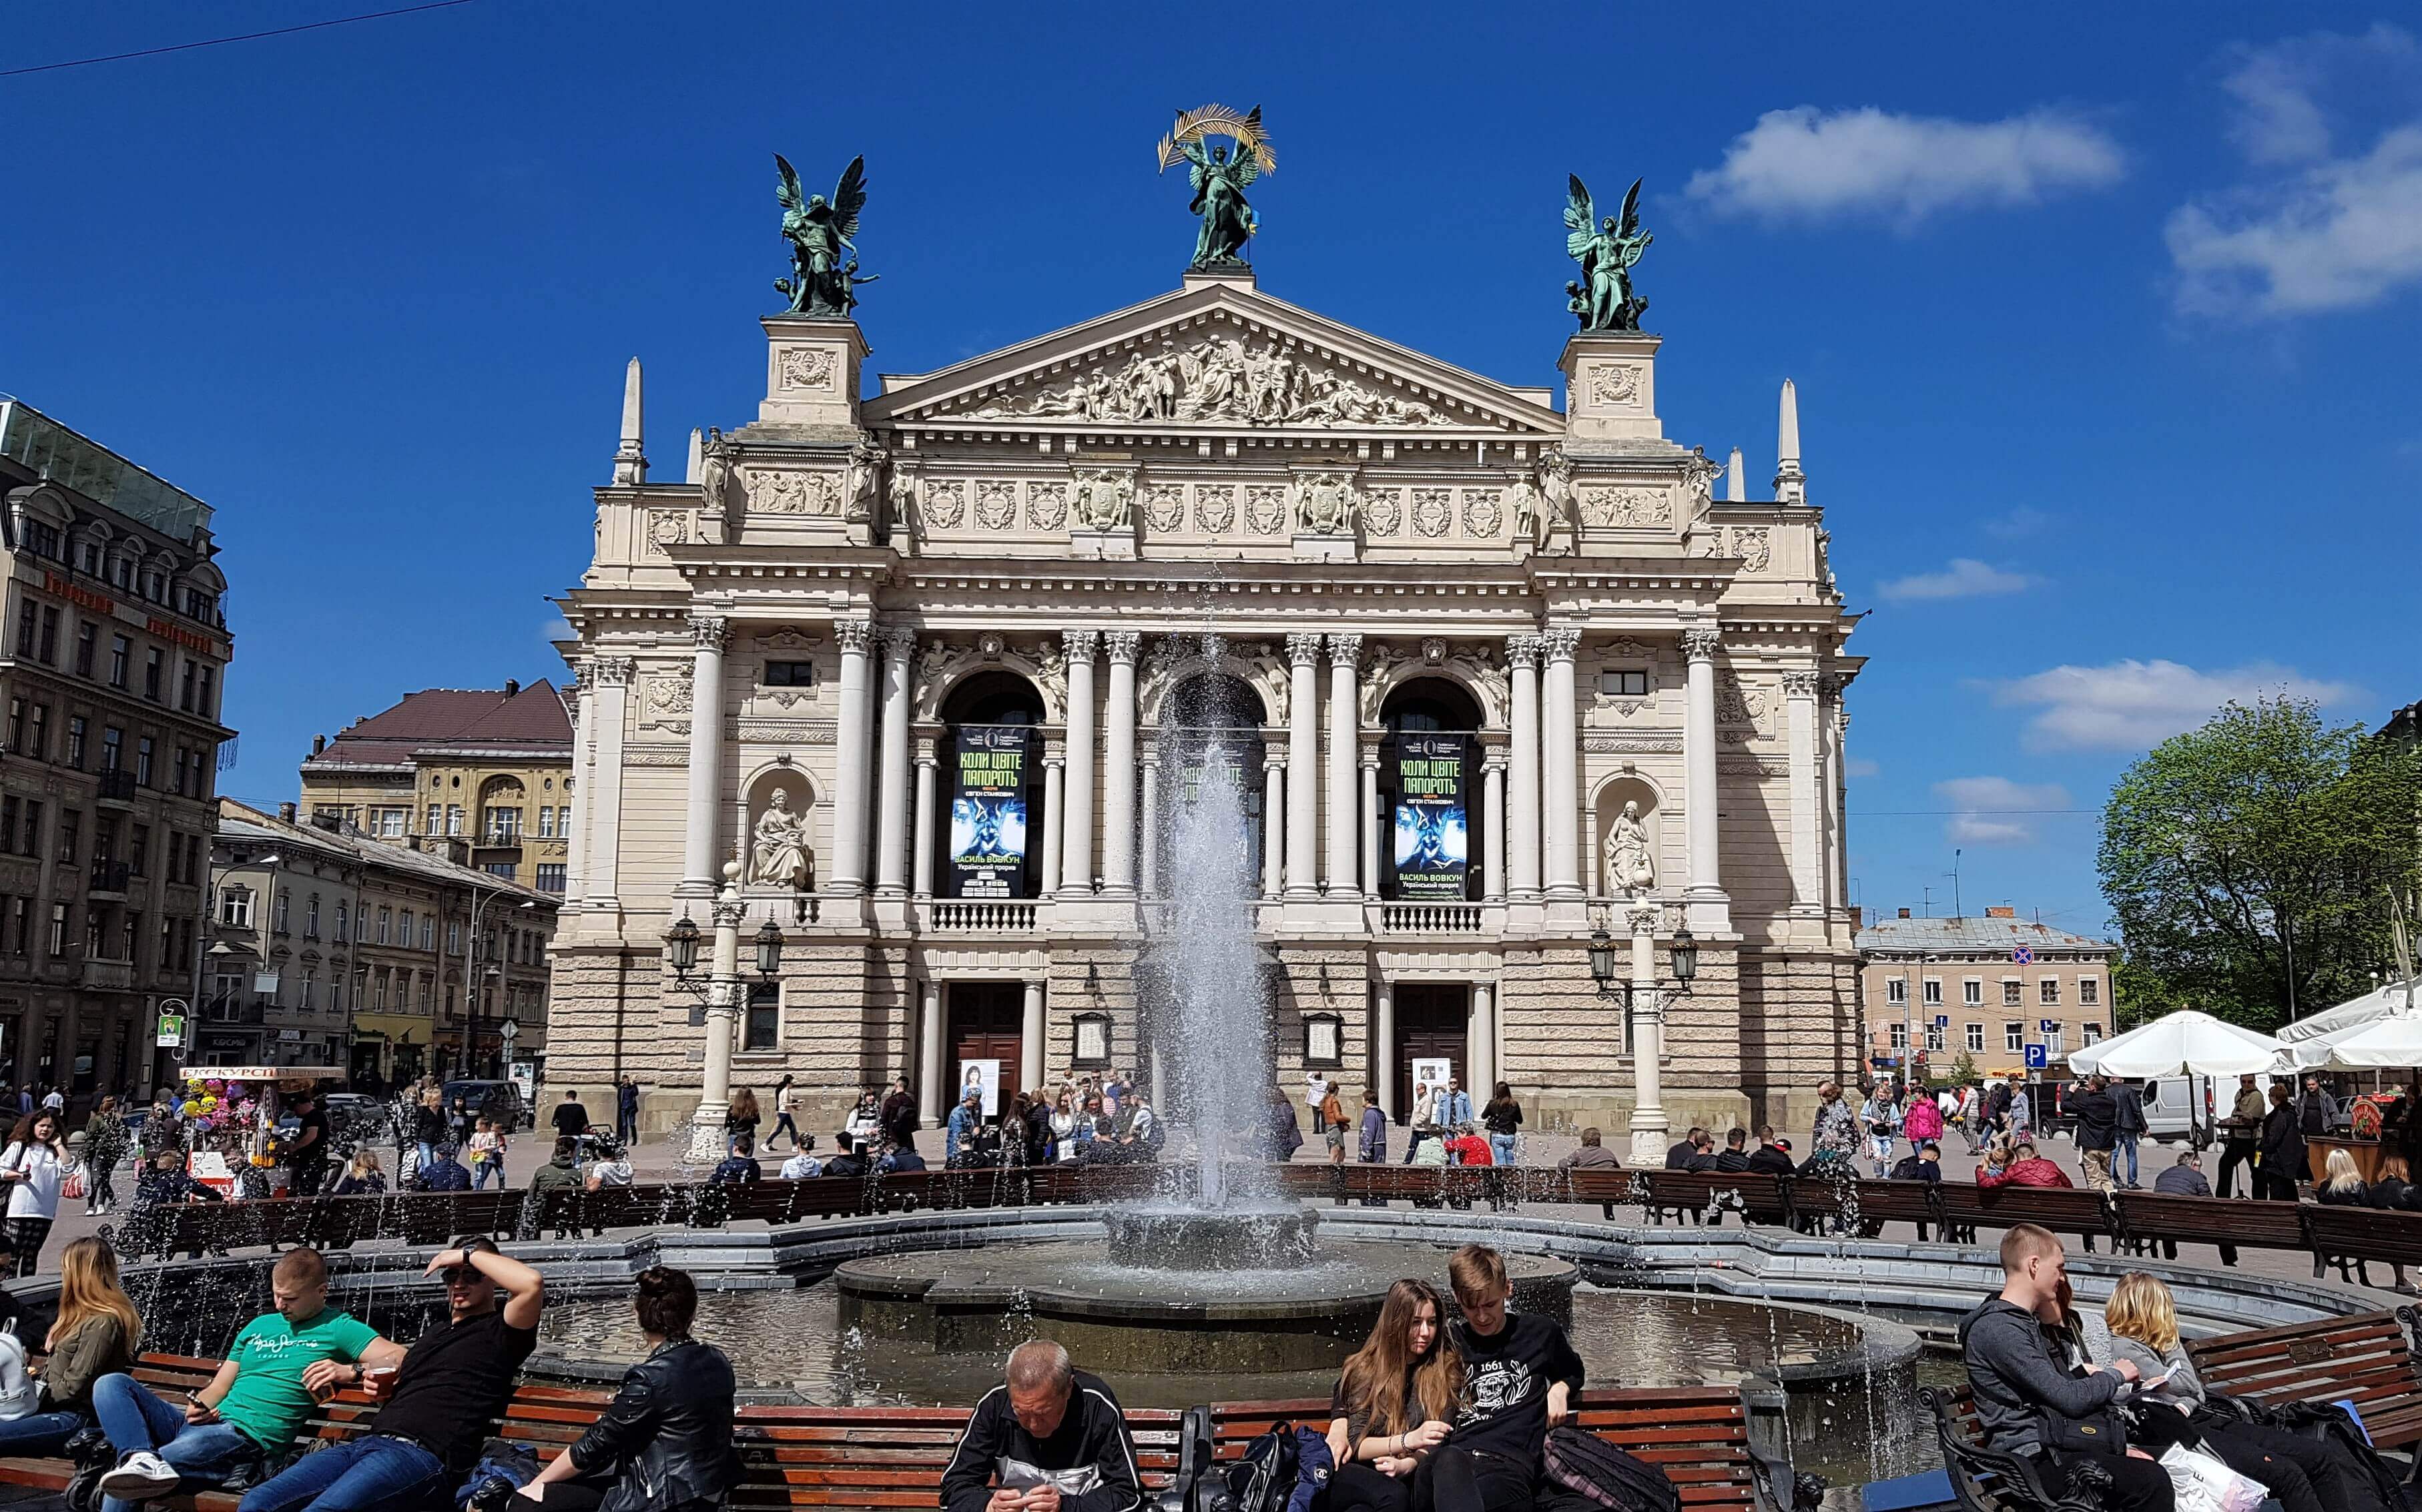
[950,726,1030,898]
[1392,734,1469,900]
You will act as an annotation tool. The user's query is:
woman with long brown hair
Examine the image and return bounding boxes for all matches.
[0,1236,140,1453]
[1323,1278,1462,1512]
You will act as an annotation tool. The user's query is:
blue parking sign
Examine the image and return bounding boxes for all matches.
[2024,1044,2048,1070]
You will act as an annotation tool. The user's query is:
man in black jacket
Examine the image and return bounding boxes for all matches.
[1744,1128,1795,1176]
[2068,1076,2120,1194]
[1710,1128,1752,1173]
[2110,1079,2148,1189]
[1961,1223,2170,1511]
[940,1341,1141,1512]
[1663,1128,1715,1171]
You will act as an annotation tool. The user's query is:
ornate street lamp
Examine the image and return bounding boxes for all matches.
[665,913,700,978]
[1671,927,1698,986]
[1587,928,1616,996]
[753,918,785,978]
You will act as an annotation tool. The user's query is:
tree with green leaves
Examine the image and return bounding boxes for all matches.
[2101,695,2422,1032]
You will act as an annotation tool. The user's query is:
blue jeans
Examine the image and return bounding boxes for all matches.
[238,1434,444,1512]
[93,1374,262,1512]
[2116,1132,2140,1186]
[1490,1133,1518,1167]
[0,1407,88,1456]
[473,1159,505,1190]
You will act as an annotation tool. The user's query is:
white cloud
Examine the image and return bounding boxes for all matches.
[1992,659,2359,753]
[1933,776,2072,845]
[1982,506,2051,541]
[1876,558,2035,603]
[2170,27,2422,316]
[538,614,573,648]
[1844,756,1880,779]
[1685,105,2124,224]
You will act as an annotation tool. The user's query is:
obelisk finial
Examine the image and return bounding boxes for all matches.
[1725,446,1745,504]
[613,357,647,485]
[1774,378,1805,505]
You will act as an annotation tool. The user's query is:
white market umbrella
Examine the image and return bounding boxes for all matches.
[2277,983,2417,1044]
[2064,1010,2285,1078]
[2287,1012,2422,1072]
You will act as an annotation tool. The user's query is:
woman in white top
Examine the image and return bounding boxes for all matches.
[1050,1090,1079,1164]
[0,1114,71,1275]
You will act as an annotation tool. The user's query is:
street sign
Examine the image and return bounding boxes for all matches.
[2024,1044,2048,1070]
[499,1018,521,1043]
[154,1014,184,1048]
[2013,947,2034,964]
[1934,1014,1950,1028]
[2040,1018,2056,1034]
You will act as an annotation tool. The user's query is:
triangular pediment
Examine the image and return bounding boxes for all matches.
[862,277,1565,437]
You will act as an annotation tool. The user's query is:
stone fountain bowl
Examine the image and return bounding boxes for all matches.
[1103,1206,1319,1270]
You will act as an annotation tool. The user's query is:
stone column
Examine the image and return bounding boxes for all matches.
[828,621,875,895]
[679,617,728,898]
[1326,634,1362,897]
[1020,979,1047,1090]
[1468,985,1495,1104]
[1831,693,1852,909]
[1682,629,1728,918]
[1482,752,1508,903]
[1060,631,1100,895]
[911,743,939,899]
[1374,979,1397,1120]
[583,657,635,917]
[1784,669,1822,913]
[873,627,916,897]
[1139,753,1161,897]
[1626,902,1669,1165]
[1359,750,1381,899]
[917,978,944,1126]
[1505,635,1542,899]
[1541,627,1583,898]
[1261,751,1285,897]
[1040,755,1065,897]
[1100,631,1141,897]
[565,671,594,912]
[1284,634,1322,897]
[686,866,747,1162]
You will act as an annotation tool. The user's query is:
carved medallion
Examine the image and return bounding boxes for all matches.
[1734,526,1772,573]
[924,480,965,529]
[1464,489,1503,538]
[1245,485,1287,535]
[1366,488,1402,538]
[1588,363,1642,406]
[1195,484,1235,533]
[643,510,687,555]
[1143,484,1183,532]
[1412,490,1451,538]
[1028,482,1068,530]
[974,481,1016,530]
[778,347,837,391]
[1716,672,1769,745]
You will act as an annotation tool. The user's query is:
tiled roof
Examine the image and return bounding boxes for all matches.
[1855,915,2113,955]
[216,799,556,905]
[306,683,570,767]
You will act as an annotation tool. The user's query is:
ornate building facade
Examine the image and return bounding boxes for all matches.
[548,266,1863,1137]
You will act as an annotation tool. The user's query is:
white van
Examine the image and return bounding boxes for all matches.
[2132,1074,2293,1144]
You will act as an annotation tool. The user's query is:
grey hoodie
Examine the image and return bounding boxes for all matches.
[1958,1296,2126,1456]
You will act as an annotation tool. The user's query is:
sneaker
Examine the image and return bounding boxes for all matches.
[98,1451,180,1501]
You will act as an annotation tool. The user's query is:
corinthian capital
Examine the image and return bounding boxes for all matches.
[1781,669,1821,698]
[834,619,875,655]
[687,614,730,652]
[593,657,636,688]
[1063,629,1101,661]
[1285,632,1325,667]
[876,624,919,660]
[1103,630,1142,665]
[1539,627,1581,663]
[1326,632,1364,666]
[1681,628,1722,663]
[1504,633,1542,670]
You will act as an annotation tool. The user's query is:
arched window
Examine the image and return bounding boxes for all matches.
[479,776,527,843]
[936,671,1045,899]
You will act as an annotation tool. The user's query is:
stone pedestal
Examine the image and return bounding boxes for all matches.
[1558,331,1662,445]
[759,317,868,428]
[1069,525,1138,560]
[1291,530,1358,562]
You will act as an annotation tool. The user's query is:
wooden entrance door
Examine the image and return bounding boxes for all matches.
[948,982,1024,1101]
[1394,983,1470,1123]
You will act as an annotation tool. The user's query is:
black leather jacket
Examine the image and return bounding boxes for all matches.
[565,1338,741,1512]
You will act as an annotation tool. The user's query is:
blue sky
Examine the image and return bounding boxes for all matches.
[6,2,2419,936]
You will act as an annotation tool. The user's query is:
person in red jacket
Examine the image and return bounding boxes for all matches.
[1977,1140,2072,1190]
[1444,1124,1494,1166]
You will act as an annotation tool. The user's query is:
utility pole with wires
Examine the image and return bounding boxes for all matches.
[1947,848,1962,920]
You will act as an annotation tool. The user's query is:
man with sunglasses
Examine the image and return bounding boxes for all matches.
[237,1236,545,1512]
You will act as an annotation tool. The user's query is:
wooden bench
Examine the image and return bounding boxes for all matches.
[1630,1170,1790,1228]
[1929,1185,2114,1251]
[729,1403,1187,1511]
[2110,1190,2307,1264]
[1923,1384,2104,1512]
[1198,1387,1811,1510]
[2186,1306,2422,1455]
[2305,1204,2422,1288]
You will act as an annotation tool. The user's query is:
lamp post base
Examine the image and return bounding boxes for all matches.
[1628,1118,1671,1168]
[685,1108,733,1165]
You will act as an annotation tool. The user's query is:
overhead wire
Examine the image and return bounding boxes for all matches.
[1,1,475,81]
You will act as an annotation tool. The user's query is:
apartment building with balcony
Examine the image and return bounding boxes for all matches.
[208,797,557,1084]
[296,681,573,893]
[0,397,230,1103]
[1857,908,2116,1078]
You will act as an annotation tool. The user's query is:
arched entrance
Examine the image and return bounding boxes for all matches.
[1379,677,1485,902]
[936,671,1046,899]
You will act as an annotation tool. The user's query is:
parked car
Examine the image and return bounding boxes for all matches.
[442,1078,527,1132]
[320,1092,388,1148]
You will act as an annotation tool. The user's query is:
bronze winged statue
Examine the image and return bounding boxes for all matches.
[775,153,877,318]
[1159,105,1271,268]
[1564,174,1651,332]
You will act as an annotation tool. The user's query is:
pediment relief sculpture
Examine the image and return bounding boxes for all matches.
[745,467,840,516]
[962,336,1450,428]
[1288,472,1359,535]
[1071,470,1136,532]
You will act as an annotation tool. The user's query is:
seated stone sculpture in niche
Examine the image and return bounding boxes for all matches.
[1603,799,1653,894]
[750,788,812,890]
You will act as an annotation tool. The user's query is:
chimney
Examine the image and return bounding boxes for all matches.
[1849,905,1863,932]
[505,679,521,698]
[310,735,325,757]
[1986,905,2016,919]
[278,802,297,823]
[1897,907,1911,919]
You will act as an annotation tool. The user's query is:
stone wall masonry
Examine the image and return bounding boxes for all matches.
[1047,943,1137,1092]
[1271,945,1368,1096]
[1497,944,1750,1139]
[1737,946,1861,1138]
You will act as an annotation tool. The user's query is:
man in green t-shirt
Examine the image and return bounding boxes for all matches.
[91,1248,408,1508]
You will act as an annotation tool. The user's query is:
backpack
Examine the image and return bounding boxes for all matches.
[1542,1425,1682,1512]
[1204,1422,1302,1512]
